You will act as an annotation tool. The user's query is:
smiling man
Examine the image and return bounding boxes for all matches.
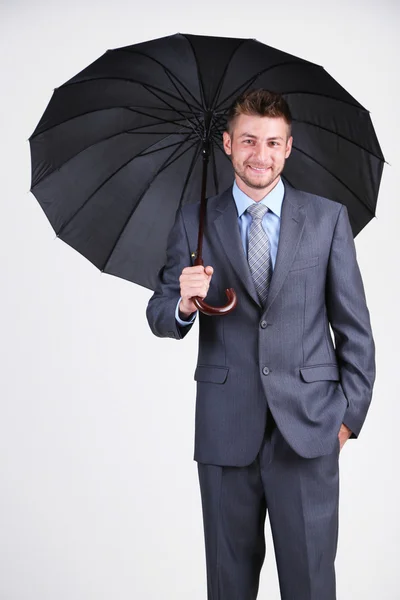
[146,90,375,600]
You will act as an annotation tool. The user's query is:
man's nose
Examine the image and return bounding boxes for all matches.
[253,144,270,162]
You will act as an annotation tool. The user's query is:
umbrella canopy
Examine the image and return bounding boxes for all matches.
[29,33,384,291]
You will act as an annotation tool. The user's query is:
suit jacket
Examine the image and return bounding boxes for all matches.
[146,182,375,466]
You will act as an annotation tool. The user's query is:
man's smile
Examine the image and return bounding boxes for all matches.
[247,165,271,173]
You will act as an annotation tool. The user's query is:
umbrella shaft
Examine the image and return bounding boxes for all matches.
[194,147,210,267]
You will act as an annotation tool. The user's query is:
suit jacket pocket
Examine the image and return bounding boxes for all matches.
[299,364,339,382]
[194,365,229,384]
[289,256,319,271]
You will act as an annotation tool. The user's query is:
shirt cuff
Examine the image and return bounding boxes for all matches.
[175,297,197,326]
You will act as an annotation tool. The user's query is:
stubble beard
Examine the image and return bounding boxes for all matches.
[231,156,285,192]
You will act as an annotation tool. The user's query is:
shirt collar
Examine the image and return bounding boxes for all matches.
[232,177,284,218]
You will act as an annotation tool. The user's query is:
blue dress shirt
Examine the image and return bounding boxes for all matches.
[175,178,285,326]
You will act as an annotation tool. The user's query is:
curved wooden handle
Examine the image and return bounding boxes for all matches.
[193,288,237,316]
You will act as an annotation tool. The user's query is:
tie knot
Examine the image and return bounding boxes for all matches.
[246,203,269,222]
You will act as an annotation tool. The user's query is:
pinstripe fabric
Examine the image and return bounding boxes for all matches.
[247,203,272,305]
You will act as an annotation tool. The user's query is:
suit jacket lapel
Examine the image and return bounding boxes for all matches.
[212,187,262,308]
[263,184,307,316]
[209,183,307,312]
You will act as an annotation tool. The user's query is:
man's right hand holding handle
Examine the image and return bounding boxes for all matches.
[178,265,214,319]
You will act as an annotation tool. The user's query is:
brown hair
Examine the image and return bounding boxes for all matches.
[226,89,292,136]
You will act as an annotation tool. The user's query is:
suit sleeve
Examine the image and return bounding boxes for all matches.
[146,208,195,340]
[326,204,376,437]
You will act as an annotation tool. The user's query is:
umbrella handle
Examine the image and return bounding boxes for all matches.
[192,254,237,315]
[193,288,237,316]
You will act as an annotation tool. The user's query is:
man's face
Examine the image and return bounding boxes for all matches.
[222,114,293,198]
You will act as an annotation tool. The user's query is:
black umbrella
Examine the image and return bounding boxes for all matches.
[29,33,384,315]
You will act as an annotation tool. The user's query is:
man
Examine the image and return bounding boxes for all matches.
[146,90,375,600]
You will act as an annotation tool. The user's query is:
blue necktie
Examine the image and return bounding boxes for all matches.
[246,203,272,305]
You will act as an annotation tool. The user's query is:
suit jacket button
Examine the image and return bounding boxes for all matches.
[262,367,270,376]
[260,320,268,329]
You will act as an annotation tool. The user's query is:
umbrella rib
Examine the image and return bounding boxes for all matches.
[30,105,195,140]
[210,39,248,111]
[157,138,200,173]
[124,106,195,130]
[55,131,197,237]
[215,62,364,112]
[283,90,367,111]
[125,106,195,113]
[139,82,194,123]
[32,123,195,188]
[212,134,234,169]
[212,109,230,132]
[291,118,384,160]
[212,124,226,139]
[211,133,228,158]
[281,173,296,189]
[138,136,199,158]
[126,129,193,135]
[178,144,203,206]
[291,144,375,214]
[214,61,304,110]
[63,77,199,114]
[101,138,201,273]
[115,48,203,111]
[181,34,207,109]
[158,70,204,132]
[112,49,204,133]
[115,49,204,127]
[139,83,204,142]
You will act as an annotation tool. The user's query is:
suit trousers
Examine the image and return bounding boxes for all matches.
[197,413,340,600]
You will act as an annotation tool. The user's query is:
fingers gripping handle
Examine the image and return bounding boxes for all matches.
[193,257,237,316]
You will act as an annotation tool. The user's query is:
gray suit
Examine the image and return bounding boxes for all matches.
[146,181,375,599]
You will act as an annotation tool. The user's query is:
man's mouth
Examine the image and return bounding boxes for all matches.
[247,165,270,172]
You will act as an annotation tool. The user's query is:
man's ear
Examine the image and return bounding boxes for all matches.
[285,135,293,159]
[222,131,232,156]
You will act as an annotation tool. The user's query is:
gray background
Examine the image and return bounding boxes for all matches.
[1,0,399,598]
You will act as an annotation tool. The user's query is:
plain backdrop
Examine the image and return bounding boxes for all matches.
[1,0,399,598]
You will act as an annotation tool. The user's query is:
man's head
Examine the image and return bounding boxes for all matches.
[223,89,293,200]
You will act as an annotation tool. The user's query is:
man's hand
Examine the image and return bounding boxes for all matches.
[338,423,352,451]
[179,265,214,317]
